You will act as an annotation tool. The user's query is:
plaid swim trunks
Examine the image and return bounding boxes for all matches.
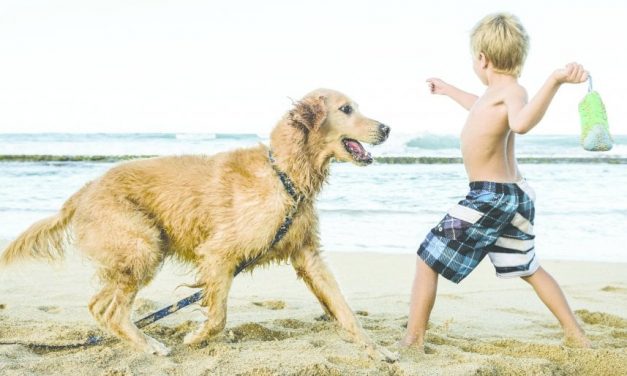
[417,180,539,283]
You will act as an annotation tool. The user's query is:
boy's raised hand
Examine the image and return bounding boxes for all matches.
[552,62,589,84]
[426,78,449,95]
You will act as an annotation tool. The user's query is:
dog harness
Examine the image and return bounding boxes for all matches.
[0,149,303,351]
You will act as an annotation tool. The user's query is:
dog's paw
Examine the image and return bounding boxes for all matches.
[183,329,204,346]
[145,336,171,356]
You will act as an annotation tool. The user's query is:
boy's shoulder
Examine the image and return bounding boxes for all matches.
[491,81,527,104]
[505,81,526,94]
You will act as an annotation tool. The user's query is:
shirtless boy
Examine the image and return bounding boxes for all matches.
[400,12,591,350]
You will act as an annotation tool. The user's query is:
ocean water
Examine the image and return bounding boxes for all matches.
[1,133,626,263]
[1,132,627,158]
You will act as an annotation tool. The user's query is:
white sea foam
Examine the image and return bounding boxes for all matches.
[1,132,626,158]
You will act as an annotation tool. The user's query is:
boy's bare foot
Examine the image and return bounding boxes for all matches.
[563,331,592,348]
[397,335,425,353]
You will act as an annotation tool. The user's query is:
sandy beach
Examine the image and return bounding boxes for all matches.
[0,242,625,376]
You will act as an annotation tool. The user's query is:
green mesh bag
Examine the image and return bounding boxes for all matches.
[578,76,613,151]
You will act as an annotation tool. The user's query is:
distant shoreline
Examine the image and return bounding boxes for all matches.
[1,154,626,164]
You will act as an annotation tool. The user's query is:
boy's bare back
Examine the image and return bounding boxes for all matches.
[461,78,526,183]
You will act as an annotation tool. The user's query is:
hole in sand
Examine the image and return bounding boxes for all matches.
[37,306,62,314]
[229,323,290,342]
[252,300,285,310]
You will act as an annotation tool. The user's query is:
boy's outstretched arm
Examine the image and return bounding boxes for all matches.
[426,78,478,110]
[507,62,588,134]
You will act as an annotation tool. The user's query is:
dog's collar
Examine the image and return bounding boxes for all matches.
[268,150,301,203]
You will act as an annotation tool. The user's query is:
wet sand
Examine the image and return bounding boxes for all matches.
[0,243,625,375]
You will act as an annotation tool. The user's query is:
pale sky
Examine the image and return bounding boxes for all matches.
[1,0,625,135]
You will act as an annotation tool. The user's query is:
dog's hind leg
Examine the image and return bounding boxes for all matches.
[291,246,399,362]
[183,246,235,346]
[88,267,172,355]
[79,216,170,355]
[88,278,170,355]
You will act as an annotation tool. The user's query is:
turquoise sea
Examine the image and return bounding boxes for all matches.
[1,133,626,262]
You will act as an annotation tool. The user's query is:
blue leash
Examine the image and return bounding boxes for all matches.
[0,150,302,351]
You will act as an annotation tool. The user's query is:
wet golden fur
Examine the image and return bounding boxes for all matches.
[0,89,396,361]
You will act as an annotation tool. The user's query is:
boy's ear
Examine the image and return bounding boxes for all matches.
[479,53,489,69]
[289,95,327,132]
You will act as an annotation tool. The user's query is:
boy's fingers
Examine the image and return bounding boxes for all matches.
[574,65,585,82]
[557,62,587,83]
[581,71,589,82]
[570,66,580,81]
[564,63,573,73]
[567,64,579,81]
[577,65,585,82]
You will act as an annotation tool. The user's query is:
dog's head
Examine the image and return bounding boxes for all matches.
[289,89,390,166]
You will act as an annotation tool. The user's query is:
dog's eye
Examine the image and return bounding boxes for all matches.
[339,105,353,115]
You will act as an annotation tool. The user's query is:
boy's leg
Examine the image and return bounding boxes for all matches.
[399,257,438,349]
[521,267,591,348]
[402,182,515,349]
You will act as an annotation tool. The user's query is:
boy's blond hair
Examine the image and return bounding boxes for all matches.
[470,13,529,77]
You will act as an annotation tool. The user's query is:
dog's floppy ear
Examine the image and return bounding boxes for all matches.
[289,95,327,132]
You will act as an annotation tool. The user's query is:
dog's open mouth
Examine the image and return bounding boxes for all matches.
[342,138,373,164]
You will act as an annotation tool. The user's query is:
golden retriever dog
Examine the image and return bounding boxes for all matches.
[0,89,396,361]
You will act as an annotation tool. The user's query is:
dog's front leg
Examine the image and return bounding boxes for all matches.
[183,250,234,346]
[290,248,398,362]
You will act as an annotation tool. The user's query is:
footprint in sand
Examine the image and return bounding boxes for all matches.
[601,285,627,293]
[236,367,277,376]
[274,318,307,329]
[228,323,290,342]
[611,330,627,339]
[439,293,463,300]
[296,363,342,376]
[575,309,627,328]
[497,307,534,316]
[252,300,285,310]
[326,355,372,368]
[37,305,62,314]
[309,339,325,347]
[102,368,133,376]
[460,339,627,375]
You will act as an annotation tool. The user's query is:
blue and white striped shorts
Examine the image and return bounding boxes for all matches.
[417,180,539,283]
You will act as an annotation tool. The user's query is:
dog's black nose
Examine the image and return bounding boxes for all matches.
[379,123,390,138]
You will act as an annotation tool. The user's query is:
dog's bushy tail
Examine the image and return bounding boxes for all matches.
[0,185,86,266]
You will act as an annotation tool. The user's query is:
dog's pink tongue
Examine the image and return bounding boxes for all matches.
[346,140,367,157]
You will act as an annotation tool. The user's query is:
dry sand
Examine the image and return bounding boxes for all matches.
[0,242,625,376]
